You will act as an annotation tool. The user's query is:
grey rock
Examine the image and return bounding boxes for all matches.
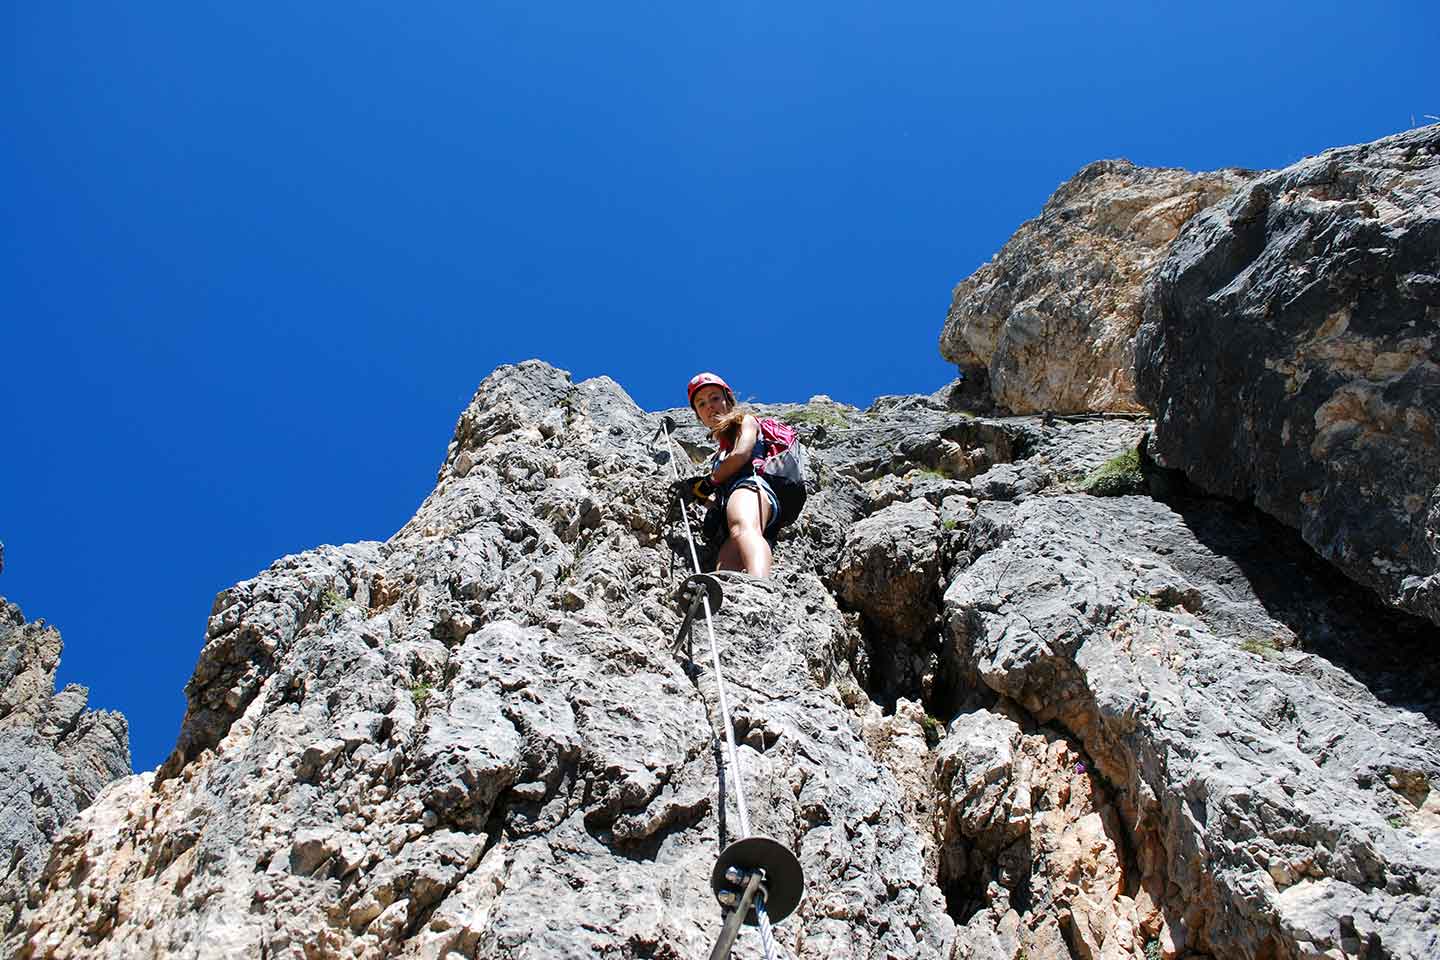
[1137,124,1440,627]
[14,364,969,959]
[944,492,1440,959]
[13,360,1437,960]
[834,499,943,641]
[0,600,131,933]
[943,159,1253,414]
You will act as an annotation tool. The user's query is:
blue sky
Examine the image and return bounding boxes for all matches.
[4,2,1435,772]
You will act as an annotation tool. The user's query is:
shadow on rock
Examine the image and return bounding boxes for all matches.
[1171,496,1440,726]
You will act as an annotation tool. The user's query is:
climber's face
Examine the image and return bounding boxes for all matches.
[692,385,731,430]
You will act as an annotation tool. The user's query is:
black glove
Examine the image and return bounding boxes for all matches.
[671,474,716,504]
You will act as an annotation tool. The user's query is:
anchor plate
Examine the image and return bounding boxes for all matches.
[710,836,804,926]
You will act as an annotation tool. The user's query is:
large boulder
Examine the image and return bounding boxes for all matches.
[942,160,1252,414]
[833,498,943,640]
[1136,124,1440,626]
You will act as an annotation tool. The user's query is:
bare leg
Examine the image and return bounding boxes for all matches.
[722,487,773,577]
[716,538,743,572]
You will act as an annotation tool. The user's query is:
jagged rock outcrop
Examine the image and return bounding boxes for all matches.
[941,160,1253,415]
[1136,125,1440,628]
[938,708,1154,960]
[13,359,1434,960]
[835,498,943,642]
[944,491,1439,959]
[12,364,977,959]
[0,599,131,934]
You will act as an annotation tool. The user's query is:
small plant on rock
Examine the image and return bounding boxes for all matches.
[320,588,363,616]
[1145,939,1163,960]
[786,406,851,432]
[411,682,433,706]
[1080,448,1145,497]
[1239,635,1278,657]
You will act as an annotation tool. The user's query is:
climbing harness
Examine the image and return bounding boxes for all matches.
[654,416,805,960]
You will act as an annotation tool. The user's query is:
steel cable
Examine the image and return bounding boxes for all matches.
[659,421,783,960]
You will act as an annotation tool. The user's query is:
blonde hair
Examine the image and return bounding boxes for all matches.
[710,405,753,449]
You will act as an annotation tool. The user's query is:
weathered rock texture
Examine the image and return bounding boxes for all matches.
[0,599,131,933]
[12,360,1437,960]
[11,365,975,959]
[942,160,1253,415]
[1137,125,1440,628]
[945,494,1439,960]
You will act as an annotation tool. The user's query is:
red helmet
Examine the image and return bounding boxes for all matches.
[687,372,733,409]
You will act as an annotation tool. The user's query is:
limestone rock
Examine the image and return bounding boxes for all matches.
[0,600,131,933]
[944,492,1440,959]
[11,353,1436,960]
[936,708,1159,960]
[12,364,969,959]
[1137,124,1440,627]
[942,160,1252,414]
[834,498,943,640]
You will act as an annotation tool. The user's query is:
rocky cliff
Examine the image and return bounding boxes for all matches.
[9,127,1439,960]
[944,126,1439,631]
[0,596,132,934]
[1137,125,1440,629]
[941,160,1253,415]
[11,360,1437,960]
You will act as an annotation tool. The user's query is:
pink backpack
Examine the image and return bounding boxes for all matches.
[751,417,808,528]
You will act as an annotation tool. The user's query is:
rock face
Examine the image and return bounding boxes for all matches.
[12,360,1436,960]
[0,599,131,933]
[945,493,1439,960]
[941,160,1253,415]
[1137,125,1440,628]
[12,365,974,960]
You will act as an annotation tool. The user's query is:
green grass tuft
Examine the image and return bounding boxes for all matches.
[1239,636,1278,657]
[320,588,363,615]
[785,406,851,431]
[1080,448,1145,497]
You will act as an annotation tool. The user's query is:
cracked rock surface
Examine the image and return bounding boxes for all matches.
[0,598,131,934]
[941,159,1253,415]
[11,359,1436,960]
[1137,124,1440,627]
[944,493,1439,959]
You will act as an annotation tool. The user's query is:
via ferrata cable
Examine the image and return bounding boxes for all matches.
[658,420,784,960]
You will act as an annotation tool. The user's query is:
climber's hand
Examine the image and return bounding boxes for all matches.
[671,475,716,505]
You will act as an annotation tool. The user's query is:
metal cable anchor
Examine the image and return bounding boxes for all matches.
[673,573,723,653]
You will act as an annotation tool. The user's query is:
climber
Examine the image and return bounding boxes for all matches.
[675,372,781,578]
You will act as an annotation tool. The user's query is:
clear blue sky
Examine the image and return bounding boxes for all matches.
[4,1,1435,772]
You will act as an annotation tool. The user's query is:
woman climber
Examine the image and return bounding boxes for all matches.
[676,372,782,577]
